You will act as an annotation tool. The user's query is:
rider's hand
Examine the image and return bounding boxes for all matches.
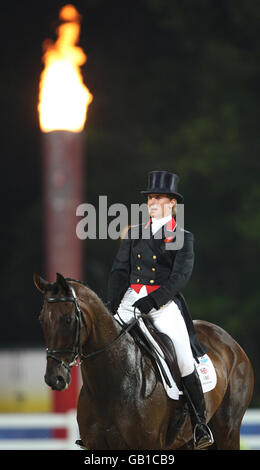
[132,297,156,314]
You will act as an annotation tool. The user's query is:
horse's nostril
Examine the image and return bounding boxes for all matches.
[56,375,66,389]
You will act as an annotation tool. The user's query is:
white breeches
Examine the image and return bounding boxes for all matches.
[116,286,194,377]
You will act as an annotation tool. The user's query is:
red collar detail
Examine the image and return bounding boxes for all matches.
[144,218,152,229]
[166,217,176,231]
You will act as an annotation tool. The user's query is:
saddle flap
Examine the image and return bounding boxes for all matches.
[129,318,181,390]
[143,319,182,390]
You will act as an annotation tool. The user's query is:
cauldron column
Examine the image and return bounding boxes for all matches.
[42,130,84,412]
[38,4,93,414]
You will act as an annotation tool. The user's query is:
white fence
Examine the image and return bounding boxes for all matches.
[0,408,259,450]
[240,409,260,450]
[0,410,79,450]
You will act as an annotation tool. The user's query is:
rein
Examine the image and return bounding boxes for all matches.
[44,285,138,371]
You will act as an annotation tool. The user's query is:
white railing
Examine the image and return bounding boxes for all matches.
[240,409,260,450]
[0,408,259,450]
[0,410,79,450]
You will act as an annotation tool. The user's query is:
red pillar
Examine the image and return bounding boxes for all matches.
[42,130,84,412]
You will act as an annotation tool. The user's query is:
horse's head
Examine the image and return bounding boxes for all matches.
[34,272,87,391]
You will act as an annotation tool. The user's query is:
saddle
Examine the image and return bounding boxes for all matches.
[129,317,182,390]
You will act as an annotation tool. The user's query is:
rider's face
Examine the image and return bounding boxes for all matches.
[147,194,176,220]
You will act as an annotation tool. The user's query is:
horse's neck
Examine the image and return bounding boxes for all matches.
[71,281,134,383]
[70,280,118,339]
[86,304,122,354]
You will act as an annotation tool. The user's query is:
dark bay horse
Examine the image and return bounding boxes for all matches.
[34,272,254,450]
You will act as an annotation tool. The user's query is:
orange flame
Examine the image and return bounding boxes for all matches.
[38,4,93,133]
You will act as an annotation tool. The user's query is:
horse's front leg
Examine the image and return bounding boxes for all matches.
[76,385,97,449]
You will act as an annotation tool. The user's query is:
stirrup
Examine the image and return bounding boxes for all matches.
[193,423,214,450]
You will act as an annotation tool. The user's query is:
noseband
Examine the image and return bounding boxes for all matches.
[44,285,138,372]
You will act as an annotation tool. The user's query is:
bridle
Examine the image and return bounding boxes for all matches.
[44,285,138,372]
[44,286,87,372]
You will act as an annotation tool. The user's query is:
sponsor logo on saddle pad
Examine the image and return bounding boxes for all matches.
[195,355,217,393]
[200,356,208,363]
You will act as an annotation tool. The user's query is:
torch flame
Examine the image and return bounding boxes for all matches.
[38,4,93,133]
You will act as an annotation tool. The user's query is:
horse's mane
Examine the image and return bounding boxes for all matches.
[65,277,88,287]
[65,277,111,315]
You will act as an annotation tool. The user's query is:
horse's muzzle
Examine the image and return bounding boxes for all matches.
[44,364,71,391]
[45,373,70,391]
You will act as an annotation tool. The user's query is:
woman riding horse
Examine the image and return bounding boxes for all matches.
[107,170,213,449]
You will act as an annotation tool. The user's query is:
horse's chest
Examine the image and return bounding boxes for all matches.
[85,423,127,450]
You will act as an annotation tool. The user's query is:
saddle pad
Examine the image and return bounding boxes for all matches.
[195,354,217,394]
[135,318,217,400]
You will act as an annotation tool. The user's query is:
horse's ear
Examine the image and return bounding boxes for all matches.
[56,272,70,294]
[33,273,50,294]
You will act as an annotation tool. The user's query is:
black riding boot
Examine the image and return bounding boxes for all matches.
[181,368,214,449]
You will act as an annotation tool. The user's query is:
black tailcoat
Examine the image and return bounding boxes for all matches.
[107,220,206,358]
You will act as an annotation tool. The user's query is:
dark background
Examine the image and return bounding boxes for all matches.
[1,0,259,405]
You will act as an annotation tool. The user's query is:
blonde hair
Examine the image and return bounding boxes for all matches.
[165,194,177,217]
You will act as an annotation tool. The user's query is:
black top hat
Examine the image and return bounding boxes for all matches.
[141,171,184,203]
